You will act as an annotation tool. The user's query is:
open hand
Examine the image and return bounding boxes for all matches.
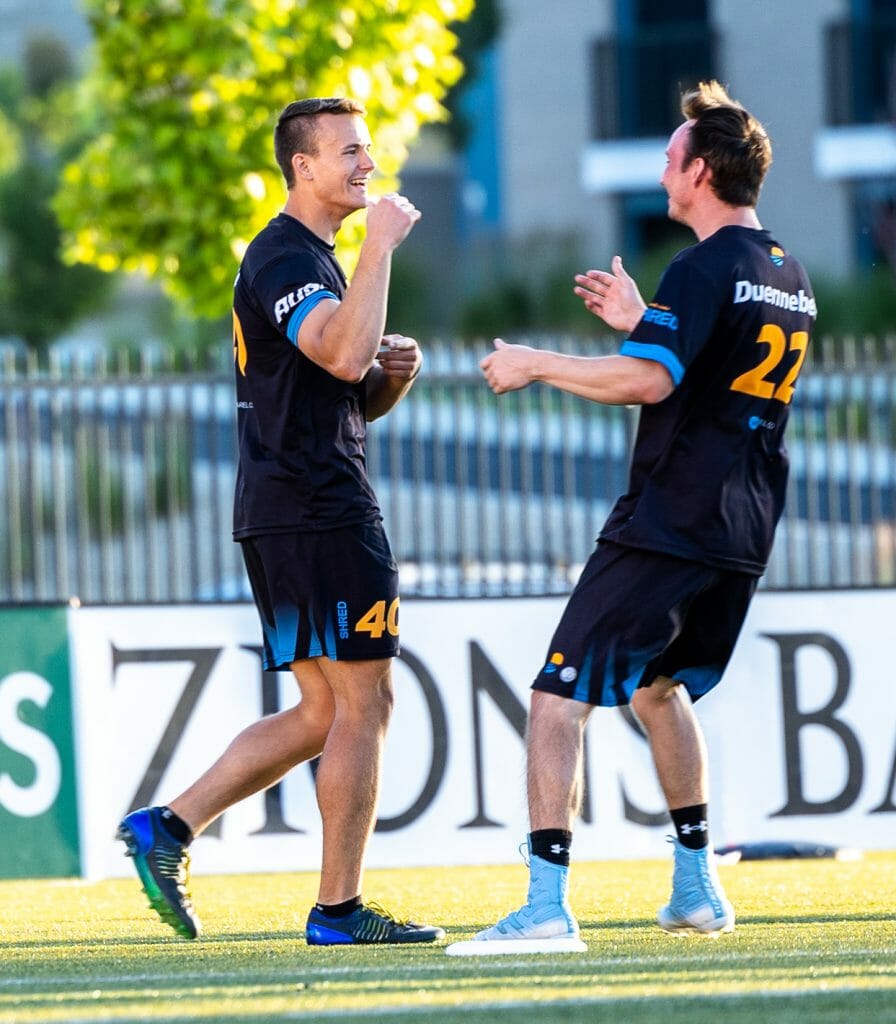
[573,255,646,332]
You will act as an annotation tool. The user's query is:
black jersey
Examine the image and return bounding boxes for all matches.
[600,226,815,574]
[231,213,380,538]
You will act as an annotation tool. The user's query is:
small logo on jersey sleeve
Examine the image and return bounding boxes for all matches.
[274,282,326,324]
[642,303,679,331]
[769,246,785,267]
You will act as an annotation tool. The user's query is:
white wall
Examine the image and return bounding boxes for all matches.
[69,592,896,880]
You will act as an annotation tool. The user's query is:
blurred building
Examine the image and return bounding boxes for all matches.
[404,0,896,287]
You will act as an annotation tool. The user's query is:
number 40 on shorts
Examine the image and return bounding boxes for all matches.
[355,598,399,639]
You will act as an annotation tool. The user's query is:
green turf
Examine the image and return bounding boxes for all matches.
[1,853,894,1023]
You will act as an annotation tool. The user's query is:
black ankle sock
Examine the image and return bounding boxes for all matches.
[315,896,363,919]
[670,804,709,850]
[529,829,573,867]
[159,806,193,845]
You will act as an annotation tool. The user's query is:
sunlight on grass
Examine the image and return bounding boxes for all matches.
[1,854,894,1023]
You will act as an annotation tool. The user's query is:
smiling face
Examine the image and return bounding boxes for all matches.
[297,113,376,220]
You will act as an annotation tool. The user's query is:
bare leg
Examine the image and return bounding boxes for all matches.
[169,659,335,835]
[466,690,588,944]
[312,657,393,904]
[630,675,707,809]
[634,678,734,935]
[527,690,592,830]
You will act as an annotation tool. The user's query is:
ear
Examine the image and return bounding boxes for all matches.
[690,156,710,188]
[292,152,313,181]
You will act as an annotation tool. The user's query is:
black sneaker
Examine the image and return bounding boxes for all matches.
[116,806,202,939]
[305,901,445,945]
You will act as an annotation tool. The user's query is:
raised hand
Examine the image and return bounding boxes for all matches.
[573,255,646,333]
[365,193,421,251]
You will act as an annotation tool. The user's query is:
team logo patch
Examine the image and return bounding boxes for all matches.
[559,666,578,683]
[543,652,564,675]
[769,246,785,267]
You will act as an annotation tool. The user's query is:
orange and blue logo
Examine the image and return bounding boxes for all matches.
[769,246,785,267]
[543,652,564,675]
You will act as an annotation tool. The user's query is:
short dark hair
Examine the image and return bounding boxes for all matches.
[274,97,367,188]
[680,81,772,208]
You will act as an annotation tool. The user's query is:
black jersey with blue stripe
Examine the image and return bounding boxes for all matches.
[232,213,380,538]
[600,226,816,574]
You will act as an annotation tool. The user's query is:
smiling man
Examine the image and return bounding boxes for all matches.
[460,81,816,954]
[117,98,443,948]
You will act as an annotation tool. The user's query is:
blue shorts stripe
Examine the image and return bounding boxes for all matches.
[572,648,594,703]
[269,605,299,668]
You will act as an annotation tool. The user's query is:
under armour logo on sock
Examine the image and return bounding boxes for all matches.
[679,821,708,835]
[550,843,569,855]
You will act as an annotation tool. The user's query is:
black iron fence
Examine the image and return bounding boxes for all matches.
[1,335,895,604]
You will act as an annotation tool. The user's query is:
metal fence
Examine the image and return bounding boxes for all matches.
[1,335,895,604]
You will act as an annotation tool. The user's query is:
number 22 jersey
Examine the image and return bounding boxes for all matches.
[600,225,816,575]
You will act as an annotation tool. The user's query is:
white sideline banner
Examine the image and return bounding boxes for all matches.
[68,592,896,880]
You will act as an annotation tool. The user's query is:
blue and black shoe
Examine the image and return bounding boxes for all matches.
[116,806,201,939]
[305,901,445,946]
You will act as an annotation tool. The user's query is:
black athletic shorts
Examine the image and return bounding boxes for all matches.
[533,541,758,707]
[240,519,400,669]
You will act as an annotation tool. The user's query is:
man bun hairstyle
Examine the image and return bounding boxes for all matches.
[681,80,771,208]
[274,97,367,188]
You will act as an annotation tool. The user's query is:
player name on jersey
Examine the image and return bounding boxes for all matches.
[733,280,817,316]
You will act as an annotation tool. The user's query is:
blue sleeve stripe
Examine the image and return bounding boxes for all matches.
[285,290,339,345]
[619,340,685,386]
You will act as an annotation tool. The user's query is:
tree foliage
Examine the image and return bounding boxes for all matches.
[55,0,473,318]
[0,37,113,350]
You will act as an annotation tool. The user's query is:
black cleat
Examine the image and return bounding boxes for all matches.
[305,901,445,946]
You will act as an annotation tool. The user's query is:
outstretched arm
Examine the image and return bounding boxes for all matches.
[480,338,673,406]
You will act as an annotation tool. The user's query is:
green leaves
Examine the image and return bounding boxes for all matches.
[55,0,472,317]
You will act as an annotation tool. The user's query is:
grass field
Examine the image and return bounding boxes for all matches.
[1,852,894,1024]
